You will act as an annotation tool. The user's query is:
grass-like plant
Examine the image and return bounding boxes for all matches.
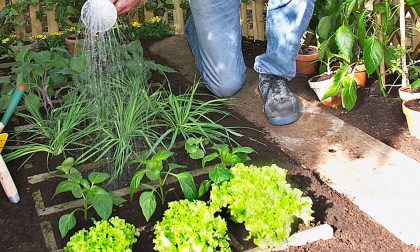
[4,91,108,165]
[158,83,243,149]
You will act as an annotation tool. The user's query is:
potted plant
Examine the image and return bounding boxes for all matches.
[403,98,420,139]
[296,31,319,76]
[64,217,139,252]
[308,49,341,107]
[65,26,84,54]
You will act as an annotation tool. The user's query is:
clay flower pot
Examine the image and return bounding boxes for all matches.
[308,72,341,107]
[65,35,84,54]
[296,45,319,76]
[398,86,420,102]
[350,64,367,88]
[402,99,420,139]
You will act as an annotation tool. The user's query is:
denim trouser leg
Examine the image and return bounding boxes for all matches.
[254,0,315,79]
[185,0,246,97]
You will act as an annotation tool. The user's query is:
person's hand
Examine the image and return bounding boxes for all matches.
[111,0,140,15]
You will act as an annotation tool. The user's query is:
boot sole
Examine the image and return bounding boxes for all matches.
[268,112,299,126]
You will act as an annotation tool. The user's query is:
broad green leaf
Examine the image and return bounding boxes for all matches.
[33,51,51,64]
[59,212,76,238]
[406,0,420,6]
[345,0,357,19]
[335,25,354,62]
[109,192,126,206]
[202,152,219,167]
[71,187,83,199]
[411,79,420,90]
[342,76,358,111]
[146,167,161,181]
[129,169,146,199]
[232,147,254,154]
[357,10,367,48]
[69,52,89,73]
[88,172,110,184]
[91,193,113,220]
[61,157,75,168]
[190,149,205,159]
[363,35,384,75]
[198,180,211,198]
[54,181,80,197]
[323,68,346,99]
[174,172,197,200]
[0,96,11,112]
[154,150,173,161]
[209,164,232,184]
[140,191,157,221]
[317,16,332,40]
[24,93,41,117]
[318,38,330,62]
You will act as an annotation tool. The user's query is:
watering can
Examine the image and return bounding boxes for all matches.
[81,0,118,33]
[0,83,25,203]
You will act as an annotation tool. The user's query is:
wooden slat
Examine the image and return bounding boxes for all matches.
[29,4,43,36]
[128,10,140,23]
[240,3,249,38]
[255,0,265,41]
[0,0,6,9]
[11,0,26,37]
[47,6,59,33]
[251,1,258,40]
[173,0,184,34]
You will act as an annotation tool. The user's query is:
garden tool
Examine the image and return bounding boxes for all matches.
[81,0,118,33]
[0,83,25,203]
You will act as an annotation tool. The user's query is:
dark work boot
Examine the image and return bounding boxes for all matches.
[258,73,300,125]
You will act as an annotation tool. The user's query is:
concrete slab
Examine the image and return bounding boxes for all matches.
[150,35,420,246]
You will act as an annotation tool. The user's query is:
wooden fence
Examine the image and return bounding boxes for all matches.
[0,0,267,40]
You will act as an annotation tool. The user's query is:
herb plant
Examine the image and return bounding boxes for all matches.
[153,200,231,252]
[210,163,314,248]
[129,150,199,221]
[54,158,126,237]
[64,216,139,252]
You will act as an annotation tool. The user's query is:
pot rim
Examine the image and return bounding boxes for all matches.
[403,99,420,115]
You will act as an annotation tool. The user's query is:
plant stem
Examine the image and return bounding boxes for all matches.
[158,175,165,204]
[84,199,88,220]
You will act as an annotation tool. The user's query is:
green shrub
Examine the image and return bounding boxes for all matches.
[210,163,313,248]
[64,217,139,252]
[153,200,231,252]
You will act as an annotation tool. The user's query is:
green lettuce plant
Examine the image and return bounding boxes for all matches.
[210,163,313,249]
[54,158,126,237]
[153,200,231,252]
[64,216,139,252]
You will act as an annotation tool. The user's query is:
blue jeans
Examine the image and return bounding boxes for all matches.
[185,0,315,97]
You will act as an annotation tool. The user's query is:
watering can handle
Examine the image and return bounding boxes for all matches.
[0,83,25,132]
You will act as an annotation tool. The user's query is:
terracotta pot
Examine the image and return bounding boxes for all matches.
[65,35,84,54]
[351,64,367,88]
[296,45,319,76]
[402,99,420,139]
[398,86,420,102]
[308,72,341,107]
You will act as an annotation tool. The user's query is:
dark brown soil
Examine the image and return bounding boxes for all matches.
[241,37,420,163]
[406,99,420,112]
[299,45,317,55]
[0,37,417,252]
[309,72,334,82]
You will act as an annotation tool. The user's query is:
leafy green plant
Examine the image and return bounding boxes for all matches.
[210,163,313,249]
[158,82,243,149]
[4,91,108,165]
[153,200,231,252]
[32,32,67,51]
[64,216,139,252]
[126,17,171,40]
[129,150,199,221]
[184,137,208,160]
[202,144,254,184]
[144,0,174,17]
[12,45,72,108]
[54,158,126,238]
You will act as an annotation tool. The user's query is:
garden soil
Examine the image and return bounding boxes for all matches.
[0,38,418,252]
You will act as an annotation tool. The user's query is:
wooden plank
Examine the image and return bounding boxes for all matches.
[36,166,211,216]
[40,221,58,251]
[47,6,59,33]
[251,1,258,41]
[255,0,265,41]
[128,10,140,23]
[240,3,249,38]
[11,0,26,37]
[172,0,184,34]
[29,4,43,36]
[0,0,6,9]
[399,0,408,87]
[144,8,155,22]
